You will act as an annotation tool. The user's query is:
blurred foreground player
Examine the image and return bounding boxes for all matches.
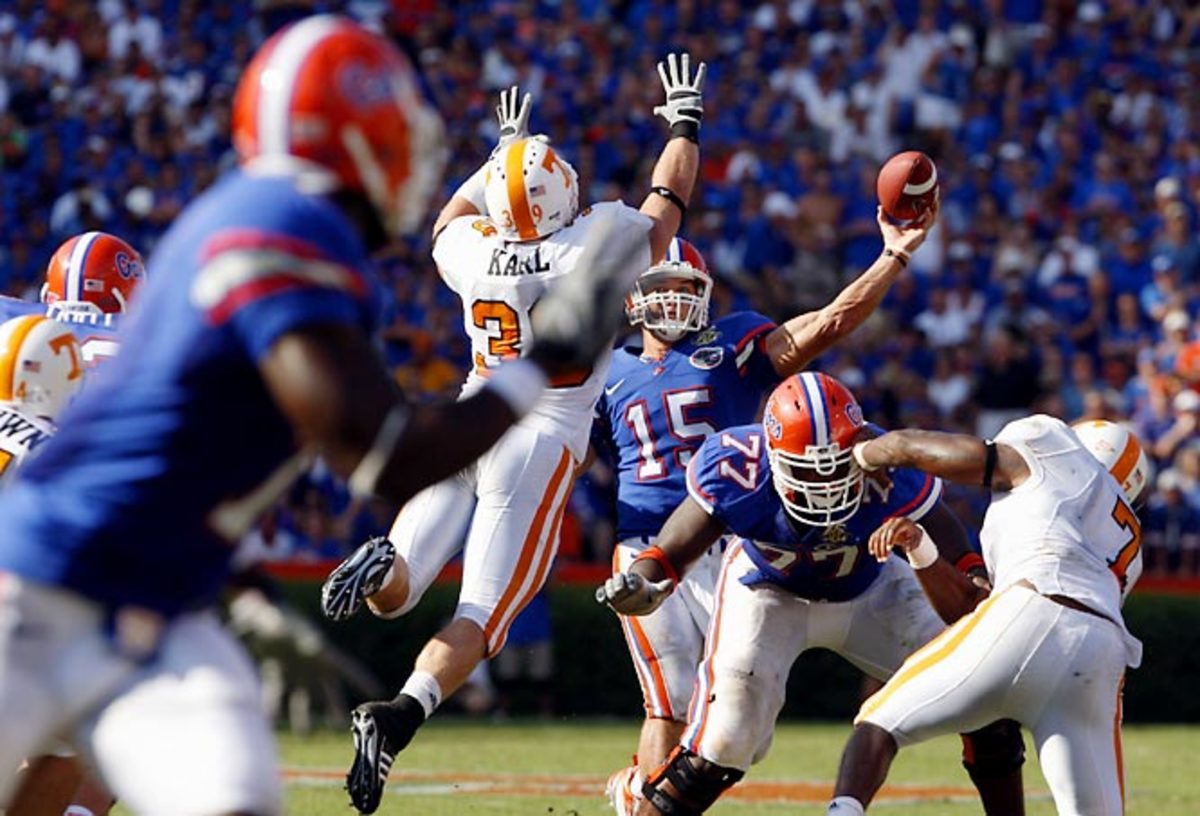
[0,15,649,816]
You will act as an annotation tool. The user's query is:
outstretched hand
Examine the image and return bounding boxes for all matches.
[877,197,939,258]
[495,85,532,149]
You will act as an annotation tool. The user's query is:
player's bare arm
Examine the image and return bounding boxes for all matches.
[764,201,938,377]
[639,53,704,262]
[596,496,725,616]
[853,428,1031,492]
[870,512,988,624]
[260,323,520,508]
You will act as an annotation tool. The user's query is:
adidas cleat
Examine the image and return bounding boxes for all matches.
[347,701,419,814]
[321,536,395,622]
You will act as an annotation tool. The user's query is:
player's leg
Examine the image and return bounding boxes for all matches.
[348,428,575,813]
[642,544,808,815]
[320,473,475,622]
[9,755,82,816]
[0,578,136,809]
[608,540,717,814]
[837,556,1025,815]
[828,585,1036,813]
[82,613,280,816]
[1027,608,1129,816]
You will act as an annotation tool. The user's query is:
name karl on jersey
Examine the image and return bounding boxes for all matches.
[488,246,552,277]
[0,408,51,449]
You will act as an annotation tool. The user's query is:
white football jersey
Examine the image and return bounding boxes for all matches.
[433,201,653,460]
[0,403,55,484]
[980,414,1143,666]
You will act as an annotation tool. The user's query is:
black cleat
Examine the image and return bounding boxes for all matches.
[321,536,396,622]
[347,700,420,814]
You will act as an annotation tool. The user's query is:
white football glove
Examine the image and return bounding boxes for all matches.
[653,53,706,139]
[595,571,676,616]
[495,85,532,149]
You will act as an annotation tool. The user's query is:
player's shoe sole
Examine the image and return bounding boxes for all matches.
[321,536,396,622]
[347,702,413,814]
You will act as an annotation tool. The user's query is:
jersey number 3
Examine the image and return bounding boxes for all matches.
[471,299,589,388]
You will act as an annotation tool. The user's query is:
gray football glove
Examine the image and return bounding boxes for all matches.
[496,85,532,149]
[527,207,648,375]
[595,571,676,616]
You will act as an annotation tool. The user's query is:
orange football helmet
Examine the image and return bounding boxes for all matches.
[762,372,867,527]
[42,231,145,315]
[232,14,445,237]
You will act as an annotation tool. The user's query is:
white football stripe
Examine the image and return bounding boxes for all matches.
[799,372,829,446]
[190,248,358,310]
[66,231,101,302]
[902,164,937,196]
[258,15,343,155]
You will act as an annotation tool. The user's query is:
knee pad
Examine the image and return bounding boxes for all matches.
[962,719,1026,778]
[642,747,744,815]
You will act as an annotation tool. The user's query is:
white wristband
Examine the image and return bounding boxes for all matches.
[453,162,490,213]
[485,358,548,418]
[852,441,879,472]
[907,526,939,570]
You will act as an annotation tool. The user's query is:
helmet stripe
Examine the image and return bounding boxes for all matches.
[0,315,44,402]
[667,238,681,262]
[257,15,343,156]
[1109,431,1143,487]
[66,231,101,302]
[798,373,829,446]
[504,140,538,240]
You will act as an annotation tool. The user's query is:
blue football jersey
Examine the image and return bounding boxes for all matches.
[0,296,121,367]
[686,423,942,602]
[594,312,778,540]
[0,171,380,617]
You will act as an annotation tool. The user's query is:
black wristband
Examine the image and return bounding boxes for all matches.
[982,440,998,488]
[884,248,909,267]
[652,186,688,216]
[669,120,700,143]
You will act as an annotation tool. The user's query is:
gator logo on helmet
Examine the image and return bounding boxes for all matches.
[845,401,864,427]
[764,405,783,440]
[114,251,144,281]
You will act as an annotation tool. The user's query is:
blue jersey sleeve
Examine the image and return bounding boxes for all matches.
[685,424,771,526]
[718,311,778,391]
[191,227,375,361]
[879,466,943,522]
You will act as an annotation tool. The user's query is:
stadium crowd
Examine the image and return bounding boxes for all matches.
[3,0,1200,577]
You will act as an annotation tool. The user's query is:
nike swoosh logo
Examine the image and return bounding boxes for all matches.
[605,378,626,397]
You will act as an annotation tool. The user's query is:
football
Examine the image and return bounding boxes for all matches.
[876,151,939,222]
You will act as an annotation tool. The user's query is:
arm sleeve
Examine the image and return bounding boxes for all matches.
[728,312,779,388]
[190,230,373,362]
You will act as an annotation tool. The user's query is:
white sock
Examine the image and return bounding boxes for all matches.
[827,796,865,815]
[400,670,443,718]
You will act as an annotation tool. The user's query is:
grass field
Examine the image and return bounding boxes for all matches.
[196,719,1200,815]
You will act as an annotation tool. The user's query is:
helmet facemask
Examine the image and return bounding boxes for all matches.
[769,441,865,528]
[626,265,711,341]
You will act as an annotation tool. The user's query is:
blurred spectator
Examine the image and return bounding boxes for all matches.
[974,328,1041,437]
[1144,469,1199,578]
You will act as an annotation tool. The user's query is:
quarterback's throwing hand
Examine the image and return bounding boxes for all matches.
[495,85,532,148]
[653,53,706,138]
[596,571,675,616]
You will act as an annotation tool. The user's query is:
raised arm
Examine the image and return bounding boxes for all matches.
[765,202,937,377]
[431,86,532,240]
[853,428,1030,492]
[639,53,705,263]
